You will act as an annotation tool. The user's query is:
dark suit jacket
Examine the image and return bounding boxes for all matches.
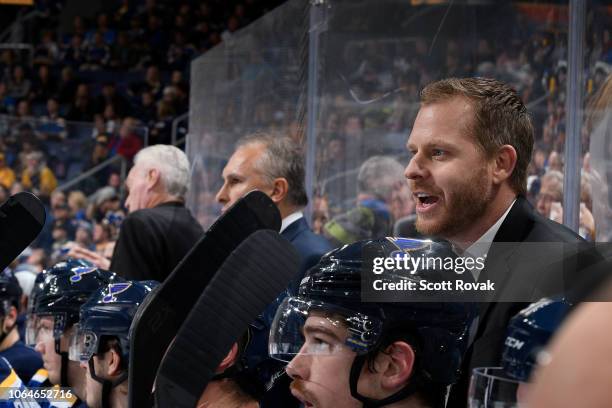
[110,201,203,281]
[447,196,601,407]
[282,216,334,285]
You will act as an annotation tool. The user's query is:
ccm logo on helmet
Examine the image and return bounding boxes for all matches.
[505,337,525,350]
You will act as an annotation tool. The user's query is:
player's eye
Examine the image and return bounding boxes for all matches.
[310,336,332,353]
[432,149,445,157]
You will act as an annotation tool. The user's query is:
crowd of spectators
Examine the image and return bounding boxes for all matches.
[0,0,610,273]
[0,0,284,270]
[301,6,612,244]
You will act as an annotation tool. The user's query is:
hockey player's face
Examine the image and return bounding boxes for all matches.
[34,319,83,388]
[286,313,362,408]
[216,143,274,213]
[35,317,63,383]
[82,356,105,408]
[404,98,495,244]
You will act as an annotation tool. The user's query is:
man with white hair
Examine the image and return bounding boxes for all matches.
[109,145,203,281]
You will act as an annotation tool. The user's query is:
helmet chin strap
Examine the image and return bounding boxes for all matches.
[88,357,127,408]
[54,338,71,387]
[349,355,420,408]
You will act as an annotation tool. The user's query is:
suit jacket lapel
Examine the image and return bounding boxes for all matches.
[477,196,534,319]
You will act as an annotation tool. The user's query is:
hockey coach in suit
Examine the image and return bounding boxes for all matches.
[403,77,601,407]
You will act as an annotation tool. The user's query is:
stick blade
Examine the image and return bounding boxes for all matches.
[128,191,281,408]
[154,230,300,407]
[0,192,45,270]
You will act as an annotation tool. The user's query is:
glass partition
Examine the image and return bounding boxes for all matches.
[186,0,606,245]
[187,0,308,227]
[585,1,612,241]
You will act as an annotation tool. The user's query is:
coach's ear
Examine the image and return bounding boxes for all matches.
[146,167,161,190]
[492,145,517,185]
[269,177,289,205]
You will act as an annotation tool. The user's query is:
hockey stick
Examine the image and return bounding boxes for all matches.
[0,192,46,271]
[128,191,280,408]
[154,230,299,407]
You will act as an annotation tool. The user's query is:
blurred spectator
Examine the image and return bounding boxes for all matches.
[93,222,115,260]
[42,97,63,122]
[323,156,406,245]
[74,220,94,250]
[135,90,156,124]
[56,67,78,104]
[21,151,58,200]
[109,31,134,69]
[95,82,130,117]
[81,31,111,71]
[9,182,23,195]
[88,13,116,46]
[0,152,15,189]
[311,195,329,235]
[132,65,162,99]
[536,170,564,218]
[0,82,14,114]
[67,190,87,220]
[116,117,143,160]
[29,65,56,104]
[33,31,60,66]
[49,189,66,209]
[547,150,564,172]
[51,202,75,240]
[89,134,114,186]
[167,31,195,71]
[39,98,67,142]
[61,34,85,70]
[149,100,175,145]
[7,66,31,100]
[66,83,94,121]
[537,170,596,240]
[0,185,8,204]
[90,185,121,221]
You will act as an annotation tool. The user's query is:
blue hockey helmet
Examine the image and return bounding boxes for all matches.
[69,280,158,408]
[502,297,572,382]
[269,237,477,407]
[0,269,22,313]
[468,298,573,408]
[26,258,120,346]
[69,280,158,364]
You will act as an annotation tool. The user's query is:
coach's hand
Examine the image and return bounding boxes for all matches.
[65,243,111,270]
